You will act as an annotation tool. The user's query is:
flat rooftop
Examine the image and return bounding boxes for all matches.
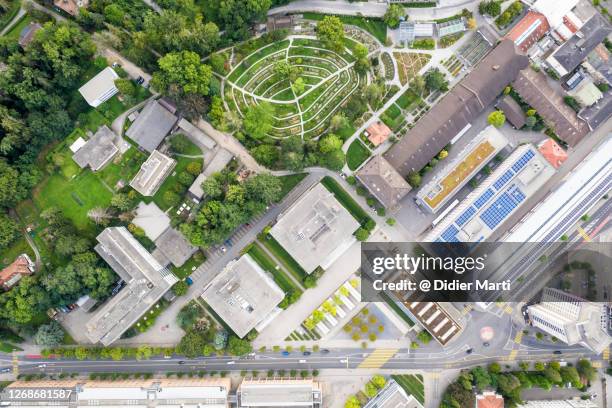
[87,227,178,345]
[425,144,556,243]
[72,125,119,171]
[416,126,509,213]
[154,227,197,267]
[237,378,322,407]
[403,299,462,346]
[201,254,284,338]
[363,380,423,408]
[270,183,360,274]
[130,150,176,196]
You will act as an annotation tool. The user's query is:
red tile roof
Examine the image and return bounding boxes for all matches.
[0,254,34,289]
[476,392,504,408]
[366,122,392,146]
[538,138,568,169]
[506,11,550,52]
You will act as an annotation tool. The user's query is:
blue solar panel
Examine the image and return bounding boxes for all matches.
[479,193,519,229]
[441,225,459,242]
[455,206,476,226]
[508,185,526,203]
[493,170,514,190]
[511,150,535,172]
[474,188,494,209]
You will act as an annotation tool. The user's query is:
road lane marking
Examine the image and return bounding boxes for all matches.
[358,349,399,369]
[577,227,591,242]
[603,346,610,361]
[504,305,513,315]
[514,331,523,344]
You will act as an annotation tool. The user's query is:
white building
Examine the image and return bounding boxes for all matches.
[130,150,176,196]
[237,378,323,408]
[517,400,598,408]
[363,380,423,408]
[527,288,612,354]
[78,67,119,108]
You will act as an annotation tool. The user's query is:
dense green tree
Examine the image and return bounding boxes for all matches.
[384,4,405,28]
[244,173,282,203]
[152,51,213,96]
[425,68,449,92]
[487,110,506,128]
[143,11,219,55]
[316,16,345,52]
[0,276,48,324]
[243,102,274,140]
[318,134,343,153]
[111,193,133,211]
[251,144,279,167]
[227,335,252,356]
[410,75,426,95]
[0,212,19,250]
[34,321,64,346]
[204,0,272,41]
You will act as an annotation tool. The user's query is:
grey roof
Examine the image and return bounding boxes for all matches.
[154,227,197,267]
[270,183,360,274]
[201,255,284,338]
[384,40,529,176]
[177,118,216,150]
[513,68,589,146]
[579,89,612,130]
[497,95,527,128]
[72,125,119,171]
[18,22,42,47]
[238,379,322,407]
[126,100,178,152]
[550,13,612,74]
[129,150,176,196]
[586,44,612,84]
[87,227,178,345]
[356,155,412,209]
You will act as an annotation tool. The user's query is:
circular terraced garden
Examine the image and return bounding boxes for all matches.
[223,37,366,140]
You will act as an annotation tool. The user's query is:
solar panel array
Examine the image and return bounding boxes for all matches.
[479,185,526,229]
[433,147,540,242]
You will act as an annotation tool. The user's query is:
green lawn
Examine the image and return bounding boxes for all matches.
[34,171,113,235]
[150,155,202,211]
[380,292,415,326]
[0,237,34,269]
[0,0,21,33]
[320,176,370,225]
[247,244,299,293]
[169,134,203,156]
[259,235,307,282]
[346,140,371,171]
[278,173,307,199]
[302,12,387,43]
[97,147,147,189]
[172,254,204,279]
[392,374,425,404]
[4,15,32,41]
[384,104,402,120]
[396,89,420,110]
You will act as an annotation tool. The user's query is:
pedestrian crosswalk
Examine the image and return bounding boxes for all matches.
[461,304,473,315]
[603,346,610,361]
[506,349,518,361]
[358,349,399,369]
[514,331,523,344]
[504,305,513,315]
[577,227,591,242]
[12,351,18,377]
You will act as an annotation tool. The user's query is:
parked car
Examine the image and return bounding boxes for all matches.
[320,349,330,354]
[178,361,185,365]
[281,351,290,356]
[0,367,11,373]
[553,350,563,355]
[302,351,311,356]
[298,359,307,363]
[136,76,145,85]
[226,361,235,365]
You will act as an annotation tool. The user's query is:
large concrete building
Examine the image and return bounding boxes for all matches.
[424,144,556,243]
[363,379,423,408]
[236,378,323,408]
[416,126,510,213]
[201,254,285,338]
[78,67,118,108]
[527,288,612,354]
[86,227,178,346]
[4,378,231,407]
[270,183,360,274]
[517,400,597,408]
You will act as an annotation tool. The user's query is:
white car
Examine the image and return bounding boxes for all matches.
[298,359,307,363]
[37,364,46,368]
[226,361,235,365]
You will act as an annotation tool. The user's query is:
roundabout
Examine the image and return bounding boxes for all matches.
[223,36,367,140]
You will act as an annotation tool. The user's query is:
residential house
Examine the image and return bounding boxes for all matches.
[126,100,178,153]
[78,67,119,108]
[0,254,35,291]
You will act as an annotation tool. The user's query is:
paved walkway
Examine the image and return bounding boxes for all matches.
[0,7,25,36]
[196,119,265,172]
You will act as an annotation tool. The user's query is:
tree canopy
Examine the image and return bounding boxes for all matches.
[316,16,345,52]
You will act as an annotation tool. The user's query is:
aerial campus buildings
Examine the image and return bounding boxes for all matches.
[236,378,323,408]
[86,227,178,346]
[527,288,612,354]
[270,183,360,274]
[362,379,423,408]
